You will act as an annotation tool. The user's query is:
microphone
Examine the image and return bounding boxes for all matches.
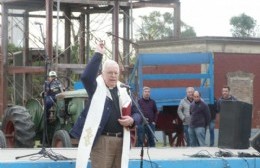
[120,83,131,89]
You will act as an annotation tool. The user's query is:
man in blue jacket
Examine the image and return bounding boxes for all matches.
[44,71,63,122]
[70,42,141,168]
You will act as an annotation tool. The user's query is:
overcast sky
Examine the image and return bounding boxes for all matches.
[9,0,260,48]
[133,0,260,37]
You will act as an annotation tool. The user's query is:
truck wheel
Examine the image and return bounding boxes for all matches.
[130,127,137,147]
[0,130,7,148]
[2,105,35,148]
[52,130,72,148]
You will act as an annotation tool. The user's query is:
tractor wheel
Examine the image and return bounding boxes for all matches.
[2,105,35,148]
[51,130,72,148]
[25,98,44,133]
[0,130,7,148]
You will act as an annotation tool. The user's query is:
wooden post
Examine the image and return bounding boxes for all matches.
[0,3,8,117]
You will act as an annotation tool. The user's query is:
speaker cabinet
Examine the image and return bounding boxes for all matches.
[250,131,260,153]
[218,101,252,149]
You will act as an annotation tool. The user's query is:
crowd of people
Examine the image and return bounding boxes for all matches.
[135,84,238,148]
[42,42,238,167]
[135,84,237,148]
[177,86,237,147]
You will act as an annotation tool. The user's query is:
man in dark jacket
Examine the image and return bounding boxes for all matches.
[217,85,237,113]
[137,86,158,147]
[70,42,142,168]
[44,71,63,122]
[188,91,211,147]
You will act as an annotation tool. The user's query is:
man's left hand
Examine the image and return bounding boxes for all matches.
[118,115,134,127]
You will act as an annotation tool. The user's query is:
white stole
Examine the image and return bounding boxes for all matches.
[76,75,131,168]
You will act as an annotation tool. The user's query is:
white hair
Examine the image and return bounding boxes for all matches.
[102,59,119,73]
[186,87,195,92]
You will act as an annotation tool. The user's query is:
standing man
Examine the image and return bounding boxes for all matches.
[70,42,142,168]
[217,85,237,113]
[177,87,194,146]
[137,86,158,147]
[188,91,211,147]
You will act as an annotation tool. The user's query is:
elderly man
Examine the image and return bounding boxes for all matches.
[177,87,194,146]
[188,91,211,147]
[70,42,142,168]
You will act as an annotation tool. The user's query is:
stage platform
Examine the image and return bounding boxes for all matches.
[0,147,259,168]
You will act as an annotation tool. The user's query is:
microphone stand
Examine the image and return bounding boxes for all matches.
[127,88,158,168]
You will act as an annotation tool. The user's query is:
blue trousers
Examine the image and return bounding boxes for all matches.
[209,120,215,147]
[45,95,55,118]
[137,123,156,147]
[183,125,190,146]
[188,127,206,147]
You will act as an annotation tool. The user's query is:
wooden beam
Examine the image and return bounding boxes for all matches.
[0,3,8,118]
[54,0,129,5]
[131,2,177,8]
[57,64,86,74]
[7,66,45,74]
[5,13,79,20]
[79,13,85,64]
[174,0,181,39]
[46,0,54,65]
[0,0,36,2]
[56,63,86,69]
[6,64,87,74]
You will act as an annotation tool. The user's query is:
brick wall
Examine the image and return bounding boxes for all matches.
[214,52,260,128]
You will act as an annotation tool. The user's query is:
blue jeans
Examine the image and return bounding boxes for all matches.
[45,95,55,118]
[188,127,206,147]
[137,123,156,147]
[183,125,190,146]
[209,120,215,147]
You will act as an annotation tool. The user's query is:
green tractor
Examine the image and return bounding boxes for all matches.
[1,88,88,148]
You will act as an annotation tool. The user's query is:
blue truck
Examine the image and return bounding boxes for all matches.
[128,52,215,146]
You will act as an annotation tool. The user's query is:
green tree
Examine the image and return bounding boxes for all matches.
[181,22,196,38]
[136,11,196,41]
[230,13,257,37]
[8,43,22,53]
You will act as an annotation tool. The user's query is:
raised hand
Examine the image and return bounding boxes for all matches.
[95,40,105,55]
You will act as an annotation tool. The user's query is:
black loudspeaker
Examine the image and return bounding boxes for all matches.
[250,131,260,153]
[218,101,252,149]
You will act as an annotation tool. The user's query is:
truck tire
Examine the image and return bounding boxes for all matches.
[52,130,72,148]
[2,105,35,148]
[130,127,137,147]
[0,130,7,148]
